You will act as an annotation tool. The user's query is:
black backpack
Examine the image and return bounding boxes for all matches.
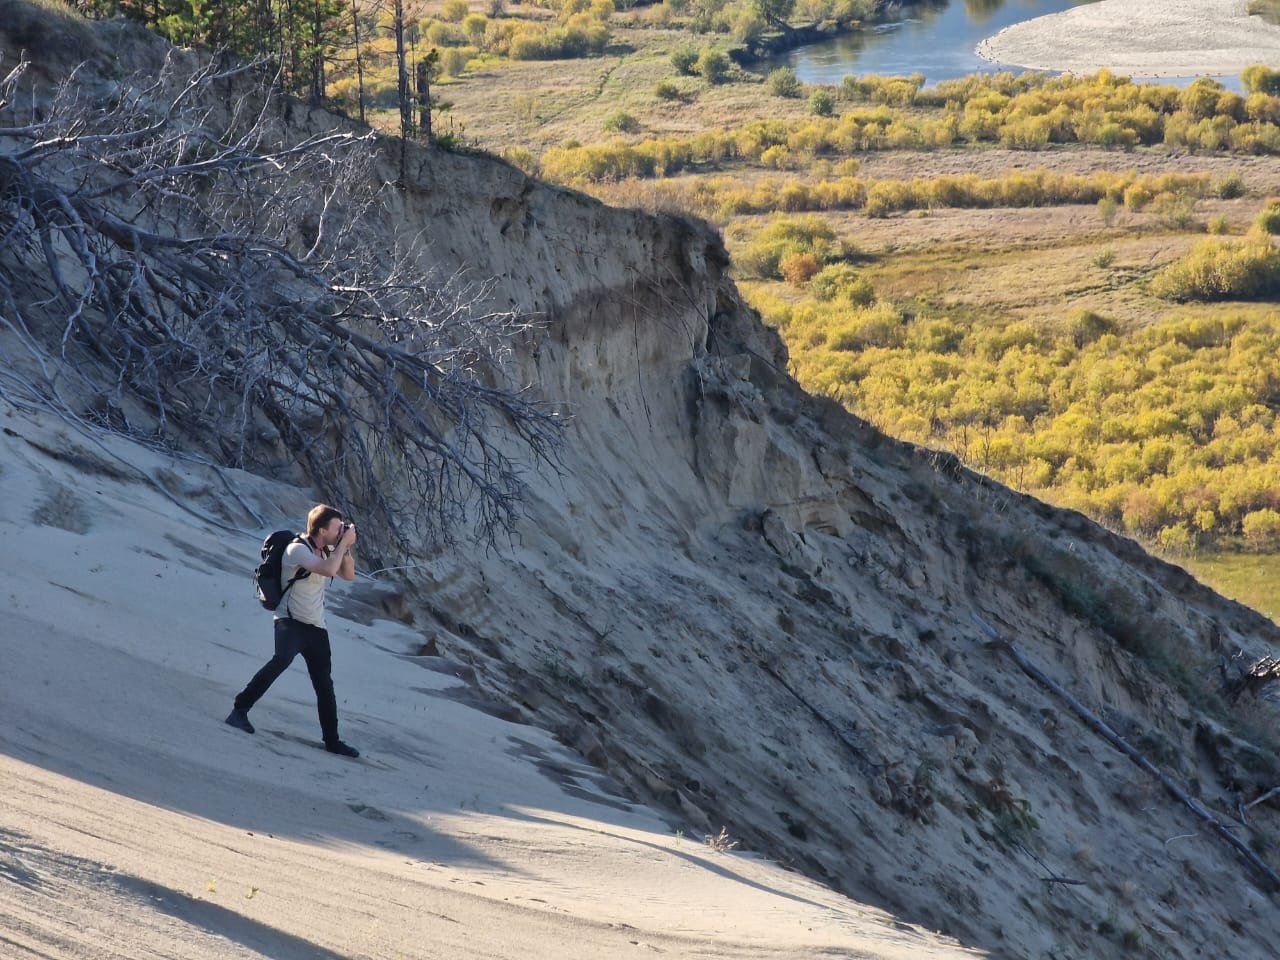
[253,531,310,610]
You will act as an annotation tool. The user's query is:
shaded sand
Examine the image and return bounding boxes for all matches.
[976,0,1280,78]
[0,406,982,960]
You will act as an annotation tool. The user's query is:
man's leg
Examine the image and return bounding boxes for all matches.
[299,627,358,757]
[229,620,303,731]
[298,626,339,743]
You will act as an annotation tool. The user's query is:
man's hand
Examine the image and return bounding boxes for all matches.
[336,523,358,581]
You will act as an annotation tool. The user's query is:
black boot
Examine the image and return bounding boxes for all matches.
[324,740,359,757]
[225,708,255,734]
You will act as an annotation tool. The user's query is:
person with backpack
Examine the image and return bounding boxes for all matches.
[225,504,361,757]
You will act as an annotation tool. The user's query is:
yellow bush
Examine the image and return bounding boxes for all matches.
[442,0,471,19]
[828,304,904,351]
[1242,508,1280,549]
[810,263,874,305]
[426,20,464,45]
[1245,92,1280,123]
[776,180,811,211]
[1123,183,1153,211]
[760,145,794,169]
[780,252,821,286]
[1150,236,1280,301]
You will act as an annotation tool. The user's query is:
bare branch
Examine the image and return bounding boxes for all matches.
[0,56,564,552]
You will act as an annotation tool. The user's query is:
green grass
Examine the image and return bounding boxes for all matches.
[1182,553,1280,623]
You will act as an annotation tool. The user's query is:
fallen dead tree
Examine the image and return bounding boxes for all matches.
[0,53,563,550]
[971,613,1280,892]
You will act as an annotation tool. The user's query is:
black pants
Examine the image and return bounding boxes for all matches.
[234,618,339,744]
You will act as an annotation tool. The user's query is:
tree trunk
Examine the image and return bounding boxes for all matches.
[394,0,410,179]
[416,60,430,139]
[310,1,326,105]
[351,0,366,123]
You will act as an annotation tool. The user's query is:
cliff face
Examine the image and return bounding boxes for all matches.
[5,13,1280,958]
[376,136,1280,956]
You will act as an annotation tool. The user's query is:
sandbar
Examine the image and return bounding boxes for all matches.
[976,0,1280,79]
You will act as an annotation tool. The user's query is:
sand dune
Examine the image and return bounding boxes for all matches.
[0,408,980,960]
[977,0,1280,78]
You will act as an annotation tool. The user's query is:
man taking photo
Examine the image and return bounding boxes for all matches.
[226,504,361,757]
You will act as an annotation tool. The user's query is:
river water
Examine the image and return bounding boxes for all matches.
[764,0,1241,89]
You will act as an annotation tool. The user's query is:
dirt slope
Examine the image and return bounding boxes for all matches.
[3,8,1280,960]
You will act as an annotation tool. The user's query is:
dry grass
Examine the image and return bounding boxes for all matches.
[408,21,812,152]
[1182,553,1280,623]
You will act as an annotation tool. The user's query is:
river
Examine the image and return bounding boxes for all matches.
[763,0,1242,89]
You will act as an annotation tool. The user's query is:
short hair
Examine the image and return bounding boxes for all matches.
[306,504,344,537]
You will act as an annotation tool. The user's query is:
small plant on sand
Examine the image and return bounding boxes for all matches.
[978,775,1038,839]
[1092,245,1116,268]
[1065,308,1117,347]
[1150,191,1197,229]
[1120,927,1144,951]
[704,826,739,852]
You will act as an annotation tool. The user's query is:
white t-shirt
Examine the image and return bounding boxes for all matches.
[277,538,329,628]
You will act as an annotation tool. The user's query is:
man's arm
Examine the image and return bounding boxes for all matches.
[293,527,357,579]
[336,524,357,580]
[336,536,357,581]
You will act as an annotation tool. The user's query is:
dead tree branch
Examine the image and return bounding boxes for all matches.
[0,54,564,551]
[1247,786,1280,811]
[1225,655,1280,704]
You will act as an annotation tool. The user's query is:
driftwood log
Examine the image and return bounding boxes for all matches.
[971,614,1280,892]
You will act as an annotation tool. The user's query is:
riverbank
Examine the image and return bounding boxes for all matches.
[729,0,932,66]
[976,0,1280,78]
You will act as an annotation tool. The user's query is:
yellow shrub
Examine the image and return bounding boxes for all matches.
[1150,236,1280,301]
[1243,508,1280,549]
[780,252,821,286]
[441,0,470,21]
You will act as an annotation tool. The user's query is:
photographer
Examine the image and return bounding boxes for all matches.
[226,505,361,757]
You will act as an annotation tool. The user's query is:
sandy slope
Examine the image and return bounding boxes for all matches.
[976,0,1280,77]
[0,405,980,960]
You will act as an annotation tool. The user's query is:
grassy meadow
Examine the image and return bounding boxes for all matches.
[329,1,1280,620]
